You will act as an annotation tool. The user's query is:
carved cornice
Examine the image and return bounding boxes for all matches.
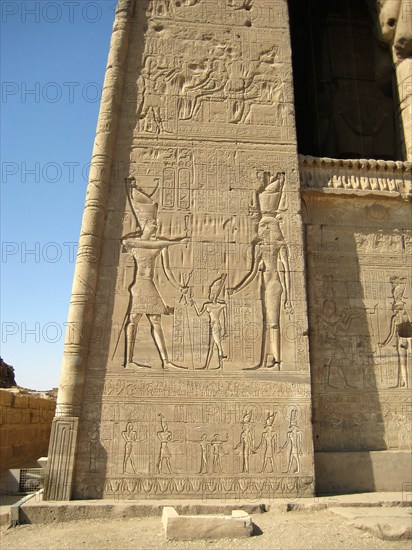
[298,155,412,200]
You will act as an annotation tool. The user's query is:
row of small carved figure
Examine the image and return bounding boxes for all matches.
[102,475,313,496]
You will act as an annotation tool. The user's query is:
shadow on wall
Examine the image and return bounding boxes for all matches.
[303,191,411,494]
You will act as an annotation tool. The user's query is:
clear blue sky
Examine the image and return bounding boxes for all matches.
[1,1,116,389]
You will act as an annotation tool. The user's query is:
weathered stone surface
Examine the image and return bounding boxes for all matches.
[45,0,314,502]
[315,450,412,494]
[162,506,253,540]
[329,507,412,540]
[0,389,55,471]
[44,0,411,502]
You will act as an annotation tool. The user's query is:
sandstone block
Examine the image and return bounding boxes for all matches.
[162,506,253,541]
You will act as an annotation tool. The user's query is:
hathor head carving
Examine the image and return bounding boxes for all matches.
[371,0,412,60]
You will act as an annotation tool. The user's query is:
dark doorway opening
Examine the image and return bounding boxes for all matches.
[288,0,400,160]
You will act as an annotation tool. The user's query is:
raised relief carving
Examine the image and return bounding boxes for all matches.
[196,434,210,474]
[281,408,303,474]
[235,410,255,473]
[318,295,360,389]
[255,411,279,474]
[229,171,292,370]
[379,276,411,388]
[134,30,290,139]
[156,415,178,474]
[121,178,189,371]
[88,422,99,474]
[114,156,300,373]
[121,422,148,475]
[136,56,171,135]
[148,0,203,19]
[190,274,227,370]
[210,433,229,473]
[51,0,314,503]
[122,422,138,474]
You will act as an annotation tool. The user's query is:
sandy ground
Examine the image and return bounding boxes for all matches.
[1,509,411,550]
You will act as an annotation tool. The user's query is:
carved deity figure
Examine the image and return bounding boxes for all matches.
[88,423,99,474]
[229,217,292,369]
[137,56,170,134]
[379,276,411,388]
[355,336,375,389]
[191,274,227,370]
[225,47,260,124]
[156,415,173,474]
[372,0,412,60]
[199,434,209,474]
[210,434,228,473]
[235,411,255,473]
[256,170,286,216]
[318,299,360,389]
[255,412,278,474]
[122,180,188,371]
[122,422,138,474]
[281,415,303,474]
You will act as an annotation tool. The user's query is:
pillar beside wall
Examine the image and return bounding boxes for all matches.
[44,0,135,501]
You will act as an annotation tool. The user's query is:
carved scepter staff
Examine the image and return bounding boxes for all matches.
[111,178,145,362]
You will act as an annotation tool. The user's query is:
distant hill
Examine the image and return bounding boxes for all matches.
[0,357,17,388]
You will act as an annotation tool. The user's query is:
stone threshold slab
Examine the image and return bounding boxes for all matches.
[162,506,253,540]
[14,492,411,525]
[329,507,412,541]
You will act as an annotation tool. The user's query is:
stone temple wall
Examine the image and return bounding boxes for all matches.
[46,0,314,501]
[44,0,411,501]
[301,155,411,493]
[0,389,56,471]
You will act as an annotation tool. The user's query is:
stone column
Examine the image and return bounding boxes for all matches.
[374,0,412,159]
[44,0,135,501]
[396,57,412,160]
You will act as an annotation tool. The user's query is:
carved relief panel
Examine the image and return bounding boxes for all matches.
[101,143,305,374]
[75,376,313,499]
[304,190,411,452]
[71,0,313,499]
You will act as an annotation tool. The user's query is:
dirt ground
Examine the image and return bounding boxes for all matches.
[1,509,411,550]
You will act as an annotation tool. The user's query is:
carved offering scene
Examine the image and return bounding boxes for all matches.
[302,156,411,457]
[43,0,411,502]
[106,150,307,376]
[74,393,313,499]
[46,0,315,502]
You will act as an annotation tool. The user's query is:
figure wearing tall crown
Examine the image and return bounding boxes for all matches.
[190,274,228,370]
[228,170,292,370]
[122,178,189,370]
[257,170,286,217]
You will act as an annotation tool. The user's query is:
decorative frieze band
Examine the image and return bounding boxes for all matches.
[299,155,412,200]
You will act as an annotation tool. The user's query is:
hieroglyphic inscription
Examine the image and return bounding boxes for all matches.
[74,379,312,498]
[305,192,411,452]
[70,0,312,500]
